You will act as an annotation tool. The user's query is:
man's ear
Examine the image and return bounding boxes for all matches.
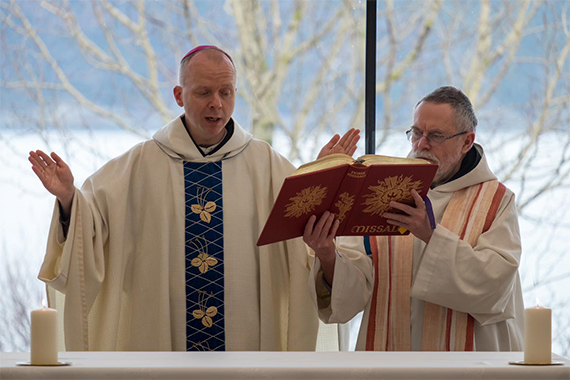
[173,86,184,107]
[462,131,476,154]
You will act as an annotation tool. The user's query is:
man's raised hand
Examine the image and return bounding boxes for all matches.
[29,150,75,213]
[316,128,360,160]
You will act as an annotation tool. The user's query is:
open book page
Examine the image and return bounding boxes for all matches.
[358,154,431,166]
[291,153,355,177]
[292,153,431,177]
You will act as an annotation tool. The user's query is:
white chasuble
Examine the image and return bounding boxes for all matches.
[38,116,319,351]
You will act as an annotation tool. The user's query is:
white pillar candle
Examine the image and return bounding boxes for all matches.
[30,300,58,365]
[524,305,551,364]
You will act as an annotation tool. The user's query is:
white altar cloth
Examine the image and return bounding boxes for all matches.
[1,351,569,379]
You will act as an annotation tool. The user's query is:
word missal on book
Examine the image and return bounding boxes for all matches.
[257,153,438,246]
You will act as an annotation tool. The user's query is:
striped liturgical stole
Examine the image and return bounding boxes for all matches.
[365,180,506,351]
[184,161,225,351]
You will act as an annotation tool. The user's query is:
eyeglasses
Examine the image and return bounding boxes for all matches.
[405,127,468,145]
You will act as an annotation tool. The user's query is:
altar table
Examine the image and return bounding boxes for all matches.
[1,351,569,379]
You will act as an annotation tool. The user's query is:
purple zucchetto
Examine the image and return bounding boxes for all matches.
[180,45,234,65]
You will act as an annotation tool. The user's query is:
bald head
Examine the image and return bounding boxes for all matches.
[178,47,235,86]
[173,47,237,146]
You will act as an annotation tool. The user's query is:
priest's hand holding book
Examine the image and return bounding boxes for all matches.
[303,189,435,286]
[303,211,340,286]
[382,189,435,244]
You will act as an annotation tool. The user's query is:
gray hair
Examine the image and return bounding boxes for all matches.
[415,86,478,133]
[178,47,235,86]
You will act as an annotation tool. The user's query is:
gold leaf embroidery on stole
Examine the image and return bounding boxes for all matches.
[190,341,212,351]
[192,290,218,328]
[191,186,217,223]
[189,236,218,274]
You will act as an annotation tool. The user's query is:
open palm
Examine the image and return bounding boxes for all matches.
[316,128,360,160]
[28,150,75,203]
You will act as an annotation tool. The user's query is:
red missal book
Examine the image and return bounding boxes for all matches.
[257,153,438,246]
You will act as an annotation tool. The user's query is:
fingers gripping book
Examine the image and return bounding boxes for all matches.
[257,153,438,246]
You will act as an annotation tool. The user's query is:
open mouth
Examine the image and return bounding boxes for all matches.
[206,117,221,122]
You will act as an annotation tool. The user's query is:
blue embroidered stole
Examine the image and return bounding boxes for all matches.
[184,161,225,351]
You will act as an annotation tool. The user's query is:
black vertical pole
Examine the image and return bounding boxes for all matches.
[365,0,377,155]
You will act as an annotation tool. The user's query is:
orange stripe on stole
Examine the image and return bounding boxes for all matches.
[483,183,505,233]
[463,183,503,351]
[366,236,381,351]
[366,180,504,351]
[390,236,413,350]
[366,235,413,351]
[421,180,503,351]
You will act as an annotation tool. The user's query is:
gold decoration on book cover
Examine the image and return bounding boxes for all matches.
[284,185,328,218]
[362,175,423,216]
[334,192,355,222]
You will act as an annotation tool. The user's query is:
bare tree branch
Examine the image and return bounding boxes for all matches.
[6,0,149,137]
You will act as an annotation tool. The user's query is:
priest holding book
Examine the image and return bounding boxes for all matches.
[28,45,359,352]
[305,86,524,351]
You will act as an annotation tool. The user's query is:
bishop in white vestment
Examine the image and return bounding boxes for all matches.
[38,115,319,351]
[30,45,354,352]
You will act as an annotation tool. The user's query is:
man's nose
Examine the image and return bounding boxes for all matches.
[417,135,431,150]
[209,93,222,109]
